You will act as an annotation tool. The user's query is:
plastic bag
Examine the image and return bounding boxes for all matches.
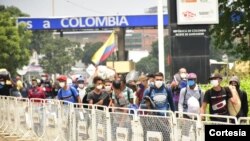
[187,96,200,114]
[125,70,139,83]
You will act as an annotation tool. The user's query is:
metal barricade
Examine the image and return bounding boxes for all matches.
[0,96,9,132]
[7,97,18,135]
[93,105,109,141]
[136,109,175,141]
[59,100,74,141]
[15,97,30,138]
[108,107,136,141]
[174,112,202,141]
[30,98,47,139]
[43,99,61,141]
[238,117,250,124]
[200,114,237,141]
[73,103,93,141]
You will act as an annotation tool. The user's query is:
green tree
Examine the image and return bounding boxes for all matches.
[136,36,170,77]
[39,38,80,74]
[136,56,158,74]
[211,0,250,60]
[81,42,103,65]
[29,31,53,54]
[0,5,31,75]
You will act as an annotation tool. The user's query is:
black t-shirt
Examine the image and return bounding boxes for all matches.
[0,84,12,96]
[204,87,232,118]
[87,91,110,107]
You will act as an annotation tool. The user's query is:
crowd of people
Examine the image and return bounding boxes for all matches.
[0,67,249,121]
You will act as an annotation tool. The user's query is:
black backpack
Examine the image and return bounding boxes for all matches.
[82,85,95,104]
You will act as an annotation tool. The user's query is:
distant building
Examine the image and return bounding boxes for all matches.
[144,6,168,14]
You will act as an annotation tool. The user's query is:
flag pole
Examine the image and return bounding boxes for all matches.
[112,31,117,69]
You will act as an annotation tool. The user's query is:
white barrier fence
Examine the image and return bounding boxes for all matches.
[0,96,249,141]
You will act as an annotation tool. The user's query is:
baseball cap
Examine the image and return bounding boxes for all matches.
[57,75,67,82]
[77,76,84,82]
[229,76,240,85]
[187,73,197,80]
[209,73,223,80]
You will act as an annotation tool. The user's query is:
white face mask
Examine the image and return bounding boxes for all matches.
[96,85,103,90]
[41,77,46,81]
[210,80,219,87]
[105,86,111,92]
[180,73,187,79]
[155,81,163,88]
[78,84,84,88]
[59,82,65,88]
[0,81,5,85]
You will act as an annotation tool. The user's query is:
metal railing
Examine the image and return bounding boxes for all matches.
[0,96,249,141]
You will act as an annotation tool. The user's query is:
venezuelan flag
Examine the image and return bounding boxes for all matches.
[91,32,116,65]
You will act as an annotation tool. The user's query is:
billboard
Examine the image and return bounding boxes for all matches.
[17,15,169,30]
[176,0,219,25]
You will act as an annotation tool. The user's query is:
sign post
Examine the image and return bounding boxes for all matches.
[158,0,165,76]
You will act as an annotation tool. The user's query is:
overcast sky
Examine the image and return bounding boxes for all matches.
[0,0,167,17]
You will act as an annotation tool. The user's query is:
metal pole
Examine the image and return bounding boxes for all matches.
[52,0,55,16]
[157,0,165,76]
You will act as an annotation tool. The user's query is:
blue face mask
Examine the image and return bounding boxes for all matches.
[187,80,195,87]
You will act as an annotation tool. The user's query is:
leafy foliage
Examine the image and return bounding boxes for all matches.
[29,31,53,54]
[136,56,158,74]
[211,0,250,60]
[81,42,103,65]
[136,36,171,77]
[0,5,31,75]
[39,38,80,74]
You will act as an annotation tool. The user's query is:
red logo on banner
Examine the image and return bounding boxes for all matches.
[182,11,196,18]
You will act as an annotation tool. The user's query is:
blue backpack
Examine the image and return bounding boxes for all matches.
[58,86,77,102]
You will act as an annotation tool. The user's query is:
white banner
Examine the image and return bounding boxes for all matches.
[177,0,219,25]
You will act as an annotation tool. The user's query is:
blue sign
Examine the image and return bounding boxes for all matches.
[17,15,169,30]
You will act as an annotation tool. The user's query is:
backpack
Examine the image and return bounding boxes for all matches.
[114,88,132,106]
[58,86,77,102]
[82,85,95,104]
[147,86,170,109]
[183,87,202,109]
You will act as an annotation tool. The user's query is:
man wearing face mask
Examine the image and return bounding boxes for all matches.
[178,73,204,116]
[142,72,175,113]
[140,72,174,141]
[28,77,46,100]
[178,73,204,137]
[0,77,12,96]
[57,75,81,103]
[229,76,248,118]
[103,79,113,107]
[87,76,109,107]
[0,69,12,96]
[40,73,53,98]
[76,76,86,102]
[201,73,237,122]
[171,68,188,111]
